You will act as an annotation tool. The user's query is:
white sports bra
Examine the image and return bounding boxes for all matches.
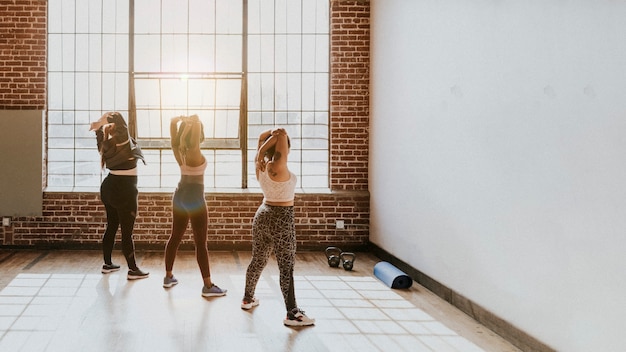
[180,159,207,176]
[258,169,297,203]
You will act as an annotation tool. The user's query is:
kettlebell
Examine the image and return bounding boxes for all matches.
[325,247,342,267]
[340,252,356,271]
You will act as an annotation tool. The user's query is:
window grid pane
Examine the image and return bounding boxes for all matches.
[47,0,130,188]
[247,0,329,189]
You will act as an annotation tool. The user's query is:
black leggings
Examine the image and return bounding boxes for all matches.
[165,182,211,278]
[244,204,297,311]
[100,174,139,270]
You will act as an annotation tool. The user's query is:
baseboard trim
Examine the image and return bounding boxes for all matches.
[368,243,555,352]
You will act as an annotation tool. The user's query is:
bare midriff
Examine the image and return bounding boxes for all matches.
[264,200,294,207]
[180,174,204,185]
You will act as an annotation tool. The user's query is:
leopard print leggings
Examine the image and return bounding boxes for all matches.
[244,204,297,311]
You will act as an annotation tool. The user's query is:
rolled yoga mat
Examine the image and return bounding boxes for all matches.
[373,261,413,289]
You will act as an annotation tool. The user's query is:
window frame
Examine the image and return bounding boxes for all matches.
[46,0,330,191]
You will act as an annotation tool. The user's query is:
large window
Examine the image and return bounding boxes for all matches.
[47,0,329,190]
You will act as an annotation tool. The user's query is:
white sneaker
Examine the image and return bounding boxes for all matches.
[283,308,315,327]
[241,297,260,310]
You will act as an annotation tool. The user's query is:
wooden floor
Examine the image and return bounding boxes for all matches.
[0,249,520,352]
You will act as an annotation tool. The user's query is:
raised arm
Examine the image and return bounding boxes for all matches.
[170,116,184,165]
[90,112,139,169]
[256,128,290,180]
[91,112,127,154]
[105,112,130,145]
[171,115,205,167]
[256,129,272,152]
[184,115,202,150]
[170,116,182,147]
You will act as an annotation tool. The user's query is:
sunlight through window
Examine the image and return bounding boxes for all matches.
[47,0,330,190]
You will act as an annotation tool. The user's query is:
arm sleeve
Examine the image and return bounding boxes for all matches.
[95,128,105,152]
[107,113,130,145]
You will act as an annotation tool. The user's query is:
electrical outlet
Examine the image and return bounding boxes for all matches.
[2,217,10,227]
[335,220,344,230]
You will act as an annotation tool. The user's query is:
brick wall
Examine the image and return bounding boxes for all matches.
[0,0,46,109]
[5,192,369,251]
[330,0,370,191]
[0,0,371,251]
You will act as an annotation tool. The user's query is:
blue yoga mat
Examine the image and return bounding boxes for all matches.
[374,261,413,289]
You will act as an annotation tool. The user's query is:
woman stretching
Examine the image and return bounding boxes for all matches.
[163,115,227,297]
[242,128,315,327]
[90,112,149,280]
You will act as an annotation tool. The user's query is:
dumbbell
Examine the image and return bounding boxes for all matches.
[325,247,342,267]
[340,252,356,271]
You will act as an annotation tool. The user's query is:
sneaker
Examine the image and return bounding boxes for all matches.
[101,263,120,274]
[127,268,149,280]
[283,308,315,327]
[163,275,178,288]
[201,284,227,297]
[241,297,260,310]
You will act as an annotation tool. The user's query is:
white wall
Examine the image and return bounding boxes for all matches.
[369,1,626,351]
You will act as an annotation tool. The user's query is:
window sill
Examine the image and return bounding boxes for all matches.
[43,186,333,195]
